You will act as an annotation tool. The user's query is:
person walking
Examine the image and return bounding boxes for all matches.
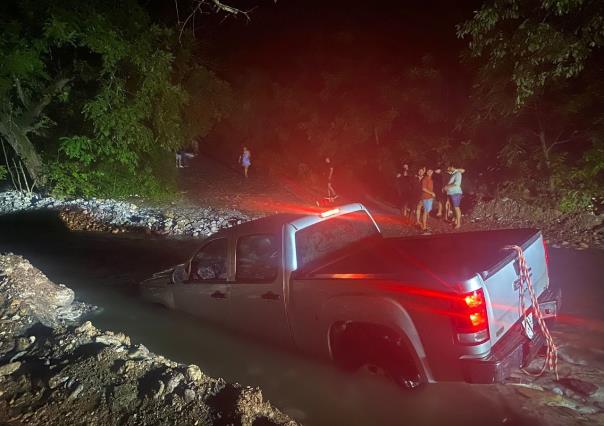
[239,146,252,178]
[396,163,412,217]
[420,169,436,231]
[445,166,464,229]
[325,157,338,202]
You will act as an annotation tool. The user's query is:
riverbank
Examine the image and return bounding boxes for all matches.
[0,253,295,425]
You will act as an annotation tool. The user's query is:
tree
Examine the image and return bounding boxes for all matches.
[0,0,231,197]
[458,0,604,106]
[457,0,604,208]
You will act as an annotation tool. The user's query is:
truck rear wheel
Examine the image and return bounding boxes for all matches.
[331,322,423,391]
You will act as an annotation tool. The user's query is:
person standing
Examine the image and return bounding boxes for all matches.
[325,157,338,202]
[445,166,464,229]
[420,169,436,231]
[239,146,252,178]
[414,166,426,226]
[396,163,412,217]
[432,168,444,217]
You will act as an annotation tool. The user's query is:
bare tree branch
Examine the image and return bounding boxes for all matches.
[175,0,256,43]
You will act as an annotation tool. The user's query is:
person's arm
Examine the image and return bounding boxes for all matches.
[328,166,334,180]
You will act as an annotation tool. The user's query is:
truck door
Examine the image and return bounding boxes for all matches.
[173,238,231,324]
[229,233,293,348]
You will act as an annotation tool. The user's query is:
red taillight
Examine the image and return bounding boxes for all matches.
[452,289,489,344]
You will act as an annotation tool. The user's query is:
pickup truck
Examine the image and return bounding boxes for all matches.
[140,203,561,389]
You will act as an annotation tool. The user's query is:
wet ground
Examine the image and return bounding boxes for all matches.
[1,210,603,425]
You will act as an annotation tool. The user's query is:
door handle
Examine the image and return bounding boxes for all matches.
[261,291,280,301]
[211,291,226,299]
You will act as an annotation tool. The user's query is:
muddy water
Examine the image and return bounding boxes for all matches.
[1,211,601,425]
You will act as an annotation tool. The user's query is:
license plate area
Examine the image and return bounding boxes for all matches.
[538,301,557,319]
[522,313,535,339]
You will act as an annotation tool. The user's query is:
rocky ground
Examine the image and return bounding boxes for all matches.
[0,254,295,425]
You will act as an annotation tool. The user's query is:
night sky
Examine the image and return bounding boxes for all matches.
[200,0,480,78]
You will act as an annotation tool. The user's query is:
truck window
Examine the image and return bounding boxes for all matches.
[236,234,279,282]
[295,210,379,270]
[189,238,228,282]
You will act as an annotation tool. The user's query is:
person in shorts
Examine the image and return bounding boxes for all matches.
[239,146,252,178]
[445,166,463,229]
[420,169,435,231]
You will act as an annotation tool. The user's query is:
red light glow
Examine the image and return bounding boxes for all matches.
[464,291,484,309]
[469,311,487,327]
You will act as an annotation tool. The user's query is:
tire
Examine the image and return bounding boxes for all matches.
[331,322,424,391]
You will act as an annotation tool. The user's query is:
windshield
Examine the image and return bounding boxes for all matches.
[295,210,379,270]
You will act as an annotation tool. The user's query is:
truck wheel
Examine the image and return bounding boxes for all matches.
[362,348,423,391]
[331,322,423,391]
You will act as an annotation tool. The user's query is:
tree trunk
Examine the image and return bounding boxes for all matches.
[0,120,47,187]
[538,131,555,192]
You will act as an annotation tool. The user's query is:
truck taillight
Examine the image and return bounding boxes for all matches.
[452,289,489,345]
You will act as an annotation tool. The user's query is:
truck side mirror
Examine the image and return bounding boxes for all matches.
[171,264,187,284]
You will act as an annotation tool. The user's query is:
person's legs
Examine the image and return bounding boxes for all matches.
[415,200,422,225]
[421,199,433,230]
[327,181,337,200]
[450,194,462,228]
[244,166,249,178]
[436,198,443,217]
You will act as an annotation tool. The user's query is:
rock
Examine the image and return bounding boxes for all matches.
[49,374,69,389]
[95,332,130,347]
[15,337,32,351]
[75,321,98,337]
[10,351,27,362]
[0,361,21,376]
[186,365,204,383]
[68,384,84,400]
[127,344,150,360]
[152,380,165,400]
[165,372,184,394]
[183,388,196,404]
[556,378,599,397]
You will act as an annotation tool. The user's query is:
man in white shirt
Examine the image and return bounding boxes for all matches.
[444,166,464,229]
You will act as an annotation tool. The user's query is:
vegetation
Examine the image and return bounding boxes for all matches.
[0,0,230,198]
[0,0,601,214]
[458,0,604,212]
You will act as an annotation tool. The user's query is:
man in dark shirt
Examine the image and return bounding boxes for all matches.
[325,157,338,202]
[432,168,444,217]
[396,163,412,217]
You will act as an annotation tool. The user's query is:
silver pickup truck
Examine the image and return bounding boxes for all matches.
[140,203,561,389]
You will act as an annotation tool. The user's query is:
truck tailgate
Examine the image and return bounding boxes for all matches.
[481,232,549,345]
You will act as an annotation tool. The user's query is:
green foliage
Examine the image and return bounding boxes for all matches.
[458,0,604,106]
[0,165,7,181]
[0,0,230,198]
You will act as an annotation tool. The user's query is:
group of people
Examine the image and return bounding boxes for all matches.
[396,164,464,231]
[207,145,464,234]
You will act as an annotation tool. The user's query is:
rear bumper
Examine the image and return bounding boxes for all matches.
[460,286,561,384]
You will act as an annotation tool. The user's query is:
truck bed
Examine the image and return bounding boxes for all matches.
[306,228,541,284]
